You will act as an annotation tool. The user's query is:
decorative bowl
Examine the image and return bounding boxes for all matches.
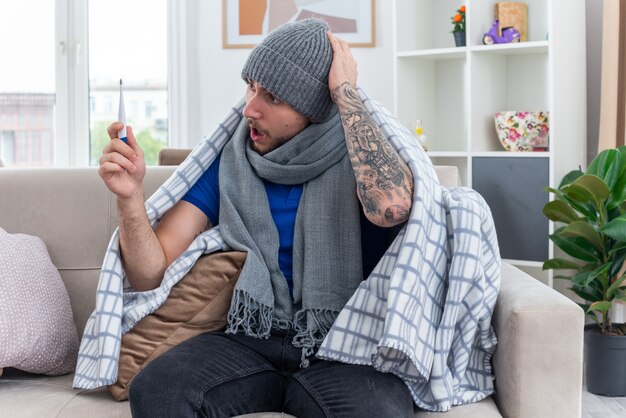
[494,111,549,151]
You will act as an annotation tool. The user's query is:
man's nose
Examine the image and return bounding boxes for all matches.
[243,94,262,119]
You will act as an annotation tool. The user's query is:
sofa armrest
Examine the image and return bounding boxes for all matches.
[492,262,584,418]
[158,148,192,166]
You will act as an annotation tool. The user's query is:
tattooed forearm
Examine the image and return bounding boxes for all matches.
[384,205,410,224]
[333,82,413,226]
[358,182,383,214]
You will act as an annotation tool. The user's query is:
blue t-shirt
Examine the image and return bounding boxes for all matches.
[181,154,393,294]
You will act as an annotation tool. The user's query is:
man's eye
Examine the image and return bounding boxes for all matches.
[268,94,282,104]
[246,81,255,92]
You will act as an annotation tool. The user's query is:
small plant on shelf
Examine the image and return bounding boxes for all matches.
[451,5,466,47]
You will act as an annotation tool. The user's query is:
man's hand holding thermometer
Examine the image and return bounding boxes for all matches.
[98,78,146,200]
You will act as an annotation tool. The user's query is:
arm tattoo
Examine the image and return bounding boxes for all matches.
[384,205,410,224]
[333,82,413,225]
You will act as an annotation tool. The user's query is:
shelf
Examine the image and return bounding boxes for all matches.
[394,0,586,275]
[396,57,466,152]
[397,48,466,60]
[470,51,549,152]
[469,0,550,47]
[470,41,549,56]
[471,151,550,158]
[426,151,468,157]
[502,259,545,268]
[396,41,549,59]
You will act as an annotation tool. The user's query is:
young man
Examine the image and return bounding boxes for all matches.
[99,19,415,417]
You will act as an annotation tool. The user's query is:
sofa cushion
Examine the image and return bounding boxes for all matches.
[0,227,78,376]
[108,251,247,401]
[0,368,499,417]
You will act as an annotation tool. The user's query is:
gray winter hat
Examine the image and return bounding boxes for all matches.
[241,18,333,123]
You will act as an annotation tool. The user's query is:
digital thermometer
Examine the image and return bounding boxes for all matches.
[117,79,127,144]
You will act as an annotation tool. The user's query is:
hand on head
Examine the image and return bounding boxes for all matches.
[98,122,146,199]
[327,31,358,97]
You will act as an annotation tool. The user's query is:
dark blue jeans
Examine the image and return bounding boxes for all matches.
[128,330,415,418]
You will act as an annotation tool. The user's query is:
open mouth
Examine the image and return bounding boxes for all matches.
[249,126,266,142]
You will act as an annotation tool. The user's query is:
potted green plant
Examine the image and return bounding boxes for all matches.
[543,145,626,396]
[450,5,466,47]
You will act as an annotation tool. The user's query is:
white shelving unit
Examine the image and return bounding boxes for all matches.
[392,0,587,285]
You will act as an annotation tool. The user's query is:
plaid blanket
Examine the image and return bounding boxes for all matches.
[73,89,500,412]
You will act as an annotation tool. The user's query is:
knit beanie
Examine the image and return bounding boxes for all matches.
[241,18,334,123]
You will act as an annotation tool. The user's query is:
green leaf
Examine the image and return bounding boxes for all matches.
[559,169,584,188]
[544,186,563,198]
[608,205,623,221]
[549,229,601,262]
[543,258,582,271]
[587,276,604,290]
[593,149,621,190]
[571,287,603,302]
[572,263,610,287]
[564,175,610,208]
[561,184,595,204]
[587,153,602,176]
[607,172,626,210]
[608,274,626,299]
[600,213,626,241]
[609,249,626,280]
[584,309,601,324]
[561,221,604,251]
[615,288,626,302]
[589,300,612,313]
[560,195,598,221]
[618,146,626,175]
[572,263,611,288]
[609,242,626,255]
[542,200,580,224]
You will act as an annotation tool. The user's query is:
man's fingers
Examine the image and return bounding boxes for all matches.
[99,152,137,173]
[107,122,125,139]
[125,126,144,158]
[98,161,125,178]
[104,137,136,161]
[327,31,342,53]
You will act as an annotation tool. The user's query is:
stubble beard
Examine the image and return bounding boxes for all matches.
[247,120,291,156]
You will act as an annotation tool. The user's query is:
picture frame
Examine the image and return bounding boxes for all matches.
[222,0,375,49]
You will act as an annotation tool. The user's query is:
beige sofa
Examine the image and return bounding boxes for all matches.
[0,163,584,418]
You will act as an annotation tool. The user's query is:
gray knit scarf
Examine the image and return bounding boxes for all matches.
[219,108,363,364]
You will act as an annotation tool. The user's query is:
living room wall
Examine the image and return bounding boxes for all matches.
[179,1,394,147]
[182,1,604,162]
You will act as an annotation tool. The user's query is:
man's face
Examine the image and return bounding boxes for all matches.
[243,80,310,155]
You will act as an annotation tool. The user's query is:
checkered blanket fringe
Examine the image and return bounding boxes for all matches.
[73,90,500,412]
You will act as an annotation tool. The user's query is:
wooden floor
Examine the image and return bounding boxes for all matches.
[582,386,626,417]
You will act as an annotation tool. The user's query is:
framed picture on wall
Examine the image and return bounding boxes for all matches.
[222,0,375,48]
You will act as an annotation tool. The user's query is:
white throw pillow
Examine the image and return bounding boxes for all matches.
[0,227,78,375]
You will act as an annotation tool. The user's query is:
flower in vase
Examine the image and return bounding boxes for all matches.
[451,5,466,33]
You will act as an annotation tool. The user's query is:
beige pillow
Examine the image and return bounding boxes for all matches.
[108,251,246,401]
[0,227,78,376]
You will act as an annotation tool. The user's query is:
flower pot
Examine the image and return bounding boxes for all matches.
[453,31,466,47]
[584,324,626,396]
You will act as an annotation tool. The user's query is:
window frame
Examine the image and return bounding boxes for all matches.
[54,0,175,166]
